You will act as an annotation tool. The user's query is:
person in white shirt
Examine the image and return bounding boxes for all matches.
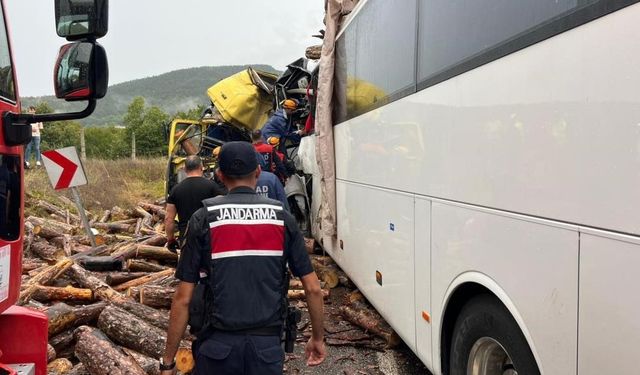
[24,106,43,169]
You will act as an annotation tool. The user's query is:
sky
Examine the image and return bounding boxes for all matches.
[5,0,326,97]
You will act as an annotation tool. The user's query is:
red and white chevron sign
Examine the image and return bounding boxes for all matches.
[41,147,87,190]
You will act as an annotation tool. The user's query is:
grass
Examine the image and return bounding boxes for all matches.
[25,157,167,216]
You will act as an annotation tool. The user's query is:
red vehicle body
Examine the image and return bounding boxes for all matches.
[0,1,49,374]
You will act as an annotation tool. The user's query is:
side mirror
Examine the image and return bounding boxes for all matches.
[55,0,108,40]
[54,42,108,101]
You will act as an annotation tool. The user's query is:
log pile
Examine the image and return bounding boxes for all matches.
[22,195,402,374]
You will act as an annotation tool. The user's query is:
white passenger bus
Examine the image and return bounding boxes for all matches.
[299,0,640,374]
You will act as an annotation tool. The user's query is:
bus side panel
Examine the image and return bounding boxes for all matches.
[414,197,433,368]
[578,234,640,375]
[431,202,578,375]
[336,181,416,350]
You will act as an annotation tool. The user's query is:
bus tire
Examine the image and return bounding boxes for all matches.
[449,294,540,375]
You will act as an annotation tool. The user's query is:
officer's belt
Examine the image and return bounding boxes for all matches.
[214,326,281,336]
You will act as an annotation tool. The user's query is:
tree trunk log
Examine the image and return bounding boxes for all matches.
[138,202,166,219]
[126,259,168,272]
[105,272,150,286]
[288,288,330,300]
[99,210,111,223]
[92,222,134,233]
[129,285,175,309]
[68,364,90,375]
[46,301,107,336]
[32,285,93,303]
[50,329,75,355]
[22,258,47,274]
[338,291,401,348]
[111,300,170,331]
[19,258,74,305]
[122,348,160,375]
[47,358,73,375]
[31,240,65,262]
[47,344,57,362]
[113,269,174,292]
[77,256,124,272]
[311,258,339,289]
[67,263,129,303]
[27,216,76,235]
[74,326,147,375]
[176,347,195,374]
[136,244,178,262]
[97,305,190,358]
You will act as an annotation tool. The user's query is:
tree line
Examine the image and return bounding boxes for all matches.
[31,97,204,159]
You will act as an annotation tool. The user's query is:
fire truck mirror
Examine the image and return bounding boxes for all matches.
[55,0,108,40]
[54,42,108,101]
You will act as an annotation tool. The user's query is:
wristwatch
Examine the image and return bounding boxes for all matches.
[159,357,176,371]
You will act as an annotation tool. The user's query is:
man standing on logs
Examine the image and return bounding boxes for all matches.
[165,155,225,252]
[160,142,325,374]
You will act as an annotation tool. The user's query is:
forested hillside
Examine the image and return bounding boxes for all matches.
[22,64,278,126]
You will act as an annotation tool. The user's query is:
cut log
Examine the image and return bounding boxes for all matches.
[311,264,339,289]
[140,234,167,247]
[111,300,170,331]
[47,358,73,375]
[27,216,76,235]
[67,263,129,303]
[136,244,178,262]
[92,222,134,233]
[138,202,166,218]
[74,325,147,375]
[289,279,304,289]
[338,291,402,348]
[97,305,190,358]
[31,240,65,262]
[105,272,150,286]
[72,234,107,247]
[288,288,330,300]
[99,210,111,223]
[126,259,168,272]
[77,256,123,272]
[46,301,107,336]
[68,364,90,375]
[19,258,74,305]
[36,200,80,224]
[47,344,57,362]
[32,285,93,303]
[113,269,174,292]
[122,348,160,375]
[50,235,72,257]
[176,347,195,374]
[304,237,316,254]
[129,285,175,309]
[50,329,75,355]
[22,258,47,274]
[305,44,322,60]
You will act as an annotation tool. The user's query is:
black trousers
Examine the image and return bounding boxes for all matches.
[193,331,284,375]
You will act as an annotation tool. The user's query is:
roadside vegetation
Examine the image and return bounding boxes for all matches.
[25,158,166,217]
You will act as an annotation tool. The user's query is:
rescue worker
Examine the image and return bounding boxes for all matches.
[160,142,326,375]
[261,99,305,154]
[255,162,290,211]
[164,155,225,252]
[252,129,288,184]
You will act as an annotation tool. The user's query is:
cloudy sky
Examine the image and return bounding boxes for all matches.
[5,0,325,97]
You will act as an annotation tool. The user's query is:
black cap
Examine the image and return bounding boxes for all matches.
[218,141,258,177]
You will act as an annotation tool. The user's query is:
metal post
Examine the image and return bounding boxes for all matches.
[71,186,96,248]
[80,127,86,161]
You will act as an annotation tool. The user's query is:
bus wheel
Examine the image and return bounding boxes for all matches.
[449,295,540,375]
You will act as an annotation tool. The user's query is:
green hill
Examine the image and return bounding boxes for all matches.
[22,64,279,126]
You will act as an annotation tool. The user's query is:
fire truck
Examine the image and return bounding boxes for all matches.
[0,1,108,374]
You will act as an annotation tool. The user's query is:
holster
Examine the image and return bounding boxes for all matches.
[188,283,209,335]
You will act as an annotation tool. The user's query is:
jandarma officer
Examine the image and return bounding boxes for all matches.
[160,141,326,375]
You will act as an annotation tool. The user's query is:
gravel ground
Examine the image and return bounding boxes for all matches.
[284,285,431,375]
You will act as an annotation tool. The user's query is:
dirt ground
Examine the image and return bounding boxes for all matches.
[284,285,431,375]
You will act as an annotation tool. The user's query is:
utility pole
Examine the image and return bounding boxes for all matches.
[131,132,136,161]
[80,127,86,161]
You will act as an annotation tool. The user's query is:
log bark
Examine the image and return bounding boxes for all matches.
[111,300,170,331]
[97,305,190,358]
[105,272,150,286]
[126,259,168,272]
[338,291,401,348]
[140,234,167,247]
[138,202,166,219]
[46,301,107,336]
[22,258,47,274]
[288,288,330,300]
[74,326,147,375]
[305,44,322,60]
[122,348,160,375]
[77,255,124,272]
[50,235,72,257]
[136,244,178,262]
[50,329,76,355]
[36,200,80,224]
[32,285,93,303]
[68,364,90,375]
[113,269,174,292]
[47,344,57,362]
[311,258,339,289]
[67,263,129,303]
[47,358,73,375]
[99,210,111,223]
[129,285,175,309]
[31,240,65,262]
[27,216,76,235]
[19,258,74,305]
[92,222,134,233]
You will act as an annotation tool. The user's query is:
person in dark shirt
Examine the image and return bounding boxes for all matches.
[256,169,289,211]
[165,155,225,251]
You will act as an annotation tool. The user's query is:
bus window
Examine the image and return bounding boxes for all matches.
[0,4,15,103]
[0,155,21,241]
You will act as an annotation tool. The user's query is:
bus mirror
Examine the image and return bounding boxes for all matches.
[55,0,108,40]
[54,42,108,101]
